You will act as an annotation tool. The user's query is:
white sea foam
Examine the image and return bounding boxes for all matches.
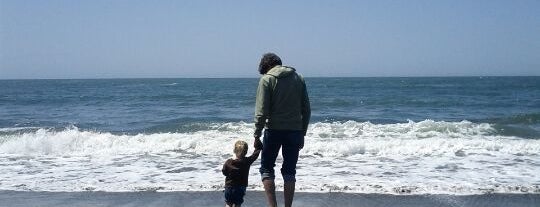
[0,120,539,194]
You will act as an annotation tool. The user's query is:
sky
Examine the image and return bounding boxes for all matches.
[1,0,539,79]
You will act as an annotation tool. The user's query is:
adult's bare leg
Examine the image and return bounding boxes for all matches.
[284,181,295,207]
[263,179,277,207]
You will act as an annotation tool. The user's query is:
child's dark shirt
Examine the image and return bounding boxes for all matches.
[222,149,261,187]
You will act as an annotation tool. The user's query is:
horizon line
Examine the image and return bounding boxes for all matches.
[1,75,539,80]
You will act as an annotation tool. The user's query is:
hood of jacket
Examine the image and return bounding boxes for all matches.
[266,65,296,78]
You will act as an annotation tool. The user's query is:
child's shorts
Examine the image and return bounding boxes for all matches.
[224,186,246,205]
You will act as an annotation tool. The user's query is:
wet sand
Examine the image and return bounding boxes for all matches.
[1,190,539,207]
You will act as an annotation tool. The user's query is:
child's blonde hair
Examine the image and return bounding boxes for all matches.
[233,140,248,158]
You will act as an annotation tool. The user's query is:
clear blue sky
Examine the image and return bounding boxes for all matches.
[1,0,539,79]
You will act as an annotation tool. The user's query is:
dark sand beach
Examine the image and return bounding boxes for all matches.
[1,191,539,207]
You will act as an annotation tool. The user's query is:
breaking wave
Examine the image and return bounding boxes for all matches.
[1,120,539,194]
[0,120,538,156]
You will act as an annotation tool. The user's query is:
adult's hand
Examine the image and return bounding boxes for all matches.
[253,130,262,139]
[254,137,263,150]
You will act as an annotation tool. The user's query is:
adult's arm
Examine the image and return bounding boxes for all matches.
[301,77,311,136]
[254,76,271,138]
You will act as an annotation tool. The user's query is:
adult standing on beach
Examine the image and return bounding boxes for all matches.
[254,53,311,207]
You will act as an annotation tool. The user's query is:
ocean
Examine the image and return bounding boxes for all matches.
[0,77,539,194]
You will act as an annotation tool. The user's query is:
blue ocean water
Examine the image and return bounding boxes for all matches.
[1,77,539,136]
[0,77,539,194]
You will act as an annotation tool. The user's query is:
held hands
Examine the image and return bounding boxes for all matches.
[254,137,263,150]
[253,128,263,150]
[253,129,304,150]
[253,130,262,139]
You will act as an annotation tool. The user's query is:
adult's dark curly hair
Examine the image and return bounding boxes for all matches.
[258,53,282,74]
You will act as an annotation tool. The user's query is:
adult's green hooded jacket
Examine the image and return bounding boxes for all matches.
[254,65,311,136]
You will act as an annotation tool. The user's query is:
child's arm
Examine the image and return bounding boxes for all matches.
[247,138,263,164]
[247,149,261,165]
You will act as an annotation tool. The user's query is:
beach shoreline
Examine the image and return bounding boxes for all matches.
[1,190,539,207]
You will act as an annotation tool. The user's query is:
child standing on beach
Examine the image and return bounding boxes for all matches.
[222,139,262,207]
